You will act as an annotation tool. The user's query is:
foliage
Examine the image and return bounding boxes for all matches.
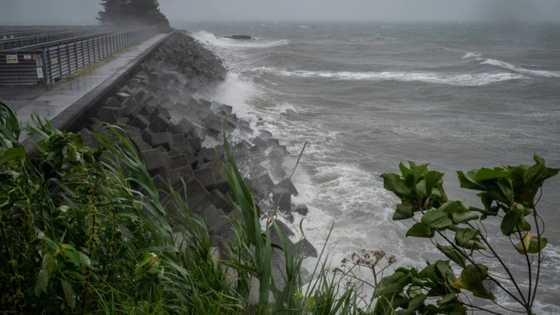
[378,159,558,314]
[0,101,364,314]
[98,0,170,29]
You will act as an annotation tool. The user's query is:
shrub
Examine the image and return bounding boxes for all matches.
[377,159,558,314]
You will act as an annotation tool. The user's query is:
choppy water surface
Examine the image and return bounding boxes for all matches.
[182,22,560,312]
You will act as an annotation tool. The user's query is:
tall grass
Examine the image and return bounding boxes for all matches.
[0,101,364,315]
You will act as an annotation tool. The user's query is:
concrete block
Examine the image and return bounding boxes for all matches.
[129,115,149,129]
[141,148,170,173]
[115,92,131,101]
[194,163,228,192]
[169,165,195,187]
[96,106,122,123]
[104,96,122,108]
[210,189,233,212]
[149,113,170,133]
[146,131,173,150]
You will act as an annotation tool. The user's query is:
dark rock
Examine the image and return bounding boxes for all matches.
[295,238,318,258]
[277,179,298,196]
[272,187,291,212]
[225,35,253,40]
[294,204,309,216]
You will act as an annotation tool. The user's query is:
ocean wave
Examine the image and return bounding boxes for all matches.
[463,51,560,78]
[191,30,289,49]
[251,67,526,86]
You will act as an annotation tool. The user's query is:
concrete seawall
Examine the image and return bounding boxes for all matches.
[34,31,318,262]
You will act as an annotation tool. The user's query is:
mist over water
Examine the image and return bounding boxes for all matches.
[185,22,560,312]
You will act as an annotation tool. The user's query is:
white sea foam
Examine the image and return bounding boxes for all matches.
[482,58,560,78]
[462,51,560,78]
[462,51,482,59]
[251,66,526,86]
[191,30,289,49]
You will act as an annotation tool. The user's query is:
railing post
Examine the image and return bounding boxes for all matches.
[74,42,79,72]
[41,49,50,85]
[57,46,62,80]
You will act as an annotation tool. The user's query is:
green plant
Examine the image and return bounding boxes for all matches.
[377,159,558,314]
[0,101,366,314]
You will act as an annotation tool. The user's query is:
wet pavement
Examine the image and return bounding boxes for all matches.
[0,33,168,127]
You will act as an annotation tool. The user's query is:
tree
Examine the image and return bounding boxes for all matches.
[98,0,170,29]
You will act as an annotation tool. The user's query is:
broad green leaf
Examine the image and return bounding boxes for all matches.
[453,264,495,300]
[382,173,411,197]
[406,223,434,238]
[455,228,485,250]
[436,244,466,267]
[34,268,49,296]
[500,211,521,236]
[393,203,414,220]
[515,233,548,254]
[440,201,479,224]
[61,279,76,309]
[400,293,427,315]
[375,268,413,297]
[421,209,453,230]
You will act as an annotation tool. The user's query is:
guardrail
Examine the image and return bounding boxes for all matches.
[0,28,158,86]
[0,31,90,50]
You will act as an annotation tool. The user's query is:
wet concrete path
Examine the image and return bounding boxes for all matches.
[0,33,169,128]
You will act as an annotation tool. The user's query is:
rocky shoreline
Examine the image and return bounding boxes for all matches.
[79,32,316,260]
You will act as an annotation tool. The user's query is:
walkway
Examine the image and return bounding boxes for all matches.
[0,33,169,129]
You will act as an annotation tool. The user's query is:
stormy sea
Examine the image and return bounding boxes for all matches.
[182,22,560,313]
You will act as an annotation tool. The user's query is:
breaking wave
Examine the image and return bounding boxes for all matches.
[463,51,560,78]
[251,67,526,86]
[191,31,289,49]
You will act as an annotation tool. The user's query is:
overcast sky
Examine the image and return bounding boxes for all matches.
[1,0,560,24]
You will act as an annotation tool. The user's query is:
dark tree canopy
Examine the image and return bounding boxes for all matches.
[98,0,170,29]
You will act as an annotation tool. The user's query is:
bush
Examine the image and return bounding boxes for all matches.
[376,158,558,314]
[0,102,361,314]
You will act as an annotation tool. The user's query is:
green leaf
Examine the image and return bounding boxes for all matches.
[393,203,414,220]
[421,209,453,230]
[453,264,495,300]
[60,279,76,309]
[436,244,466,267]
[406,223,434,238]
[500,211,521,236]
[400,293,427,315]
[455,228,485,250]
[515,233,548,254]
[0,146,25,165]
[375,268,413,298]
[440,201,479,224]
[382,173,411,197]
[34,268,49,296]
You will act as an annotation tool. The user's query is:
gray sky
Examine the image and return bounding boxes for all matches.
[1,0,560,24]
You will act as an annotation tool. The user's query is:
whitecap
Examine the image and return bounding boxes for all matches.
[462,51,482,59]
[482,58,560,78]
[191,30,289,49]
[462,51,560,79]
[251,67,527,87]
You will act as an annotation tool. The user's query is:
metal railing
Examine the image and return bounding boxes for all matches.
[0,28,158,86]
[0,31,90,50]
